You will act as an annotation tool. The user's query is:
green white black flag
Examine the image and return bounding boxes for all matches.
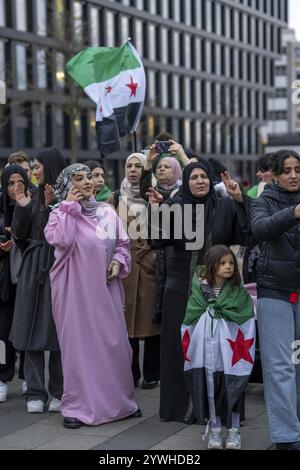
[66,41,146,155]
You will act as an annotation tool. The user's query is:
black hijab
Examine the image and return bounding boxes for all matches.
[171,162,217,248]
[181,162,217,206]
[1,165,29,227]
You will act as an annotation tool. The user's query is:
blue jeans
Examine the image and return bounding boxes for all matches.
[257,298,300,443]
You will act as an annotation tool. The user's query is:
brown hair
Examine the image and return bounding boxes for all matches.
[8,151,29,165]
[271,150,300,175]
[203,245,241,287]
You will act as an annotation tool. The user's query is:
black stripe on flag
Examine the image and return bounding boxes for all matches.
[96,103,142,155]
[184,368,248,427]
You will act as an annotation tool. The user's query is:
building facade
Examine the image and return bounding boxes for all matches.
[0,0,289,186]
[265,28,300,136]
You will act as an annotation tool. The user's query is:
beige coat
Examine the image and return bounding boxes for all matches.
[107,194,160,338]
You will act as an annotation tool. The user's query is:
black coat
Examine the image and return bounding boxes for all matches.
[150,196,248,423]
[10,202,59,351]
[250,184,300,293]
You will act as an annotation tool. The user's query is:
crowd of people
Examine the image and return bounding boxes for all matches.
[0,140,299,450]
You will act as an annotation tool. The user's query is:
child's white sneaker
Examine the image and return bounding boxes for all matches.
[225,427,241,449]
[0,381,7,402]
[207,427,223,450]
[27,399,44,413]
[48,398,61,413]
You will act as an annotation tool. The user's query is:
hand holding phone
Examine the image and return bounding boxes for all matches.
[155,141,171,156]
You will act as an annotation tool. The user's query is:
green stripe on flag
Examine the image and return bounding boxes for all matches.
[66,43,141,88]
[66,47,101,88]
[93,43,140,83]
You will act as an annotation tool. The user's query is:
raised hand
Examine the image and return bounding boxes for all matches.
[44,184,55,208]
[144,144,159,171]
[146,187,163,205]
[147,144,158,162]
[66,186,84,203]
[168,140,190,167]
[15,181,31,207]
[221,172,243,202]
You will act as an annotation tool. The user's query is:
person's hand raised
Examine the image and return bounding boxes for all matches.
[147,144,158,162]
[66,186,84,203]
[15,182,31,207]
[146,187,163,205]
[221,172,243,202]
[44,184,55,208]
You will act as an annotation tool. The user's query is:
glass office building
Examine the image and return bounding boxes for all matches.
[0,0,289,184]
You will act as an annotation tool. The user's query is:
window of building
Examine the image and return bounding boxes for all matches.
[131,19,140,55]
[90,6,99,46]
[106,11,115,47]
[161,27,168,64]
[56,52,65,90]
[73,1,83,44]
[0,40,5,81]
[36,0,47,36]
[173,75,180,110]
[275,65,287,75]
[0,0,5,27]
[35,101,47,147]
[36,49,47,88]
[148,24,156,61]
[15,103,32,147]
[15,0,27,31]
[16,43,27,90]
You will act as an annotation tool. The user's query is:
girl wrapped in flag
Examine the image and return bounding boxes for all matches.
[181,245,255,450]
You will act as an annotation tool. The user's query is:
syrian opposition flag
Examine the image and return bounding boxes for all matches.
[66,41,146,155]
[181,271,256,428]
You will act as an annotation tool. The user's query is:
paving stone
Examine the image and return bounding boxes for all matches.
[0,423,66,449]
[92,416,186,450]
[35,434,108,450]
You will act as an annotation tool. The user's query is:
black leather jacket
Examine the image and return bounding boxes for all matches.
[250,184,300,292]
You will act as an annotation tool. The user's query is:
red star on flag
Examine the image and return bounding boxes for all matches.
[227,329,254,367]
[182,329,191,363]
[126,76,138,97]
[105,86,112,95]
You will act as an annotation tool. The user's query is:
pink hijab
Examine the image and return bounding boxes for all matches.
[156,157,183,191]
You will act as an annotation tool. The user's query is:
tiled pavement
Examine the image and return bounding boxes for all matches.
[0,379,271,450]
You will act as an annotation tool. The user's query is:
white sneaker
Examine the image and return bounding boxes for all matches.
[225,427,241,449]
[22,381,27,393]
[48,398,61,413]
[0,381,8,403]
[27,399,44,413]
[207,427,223,450]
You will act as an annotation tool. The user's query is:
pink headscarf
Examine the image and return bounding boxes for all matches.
[156,157,183,191]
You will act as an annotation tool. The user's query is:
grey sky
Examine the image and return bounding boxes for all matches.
[289,0,300,40]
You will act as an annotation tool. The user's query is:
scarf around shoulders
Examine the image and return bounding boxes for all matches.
[183,266,254,326]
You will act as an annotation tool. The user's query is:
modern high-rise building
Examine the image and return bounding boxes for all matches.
[0,0,289,186]
[264,28,300,136]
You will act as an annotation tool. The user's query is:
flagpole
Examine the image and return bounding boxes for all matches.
[133,131,138,153]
